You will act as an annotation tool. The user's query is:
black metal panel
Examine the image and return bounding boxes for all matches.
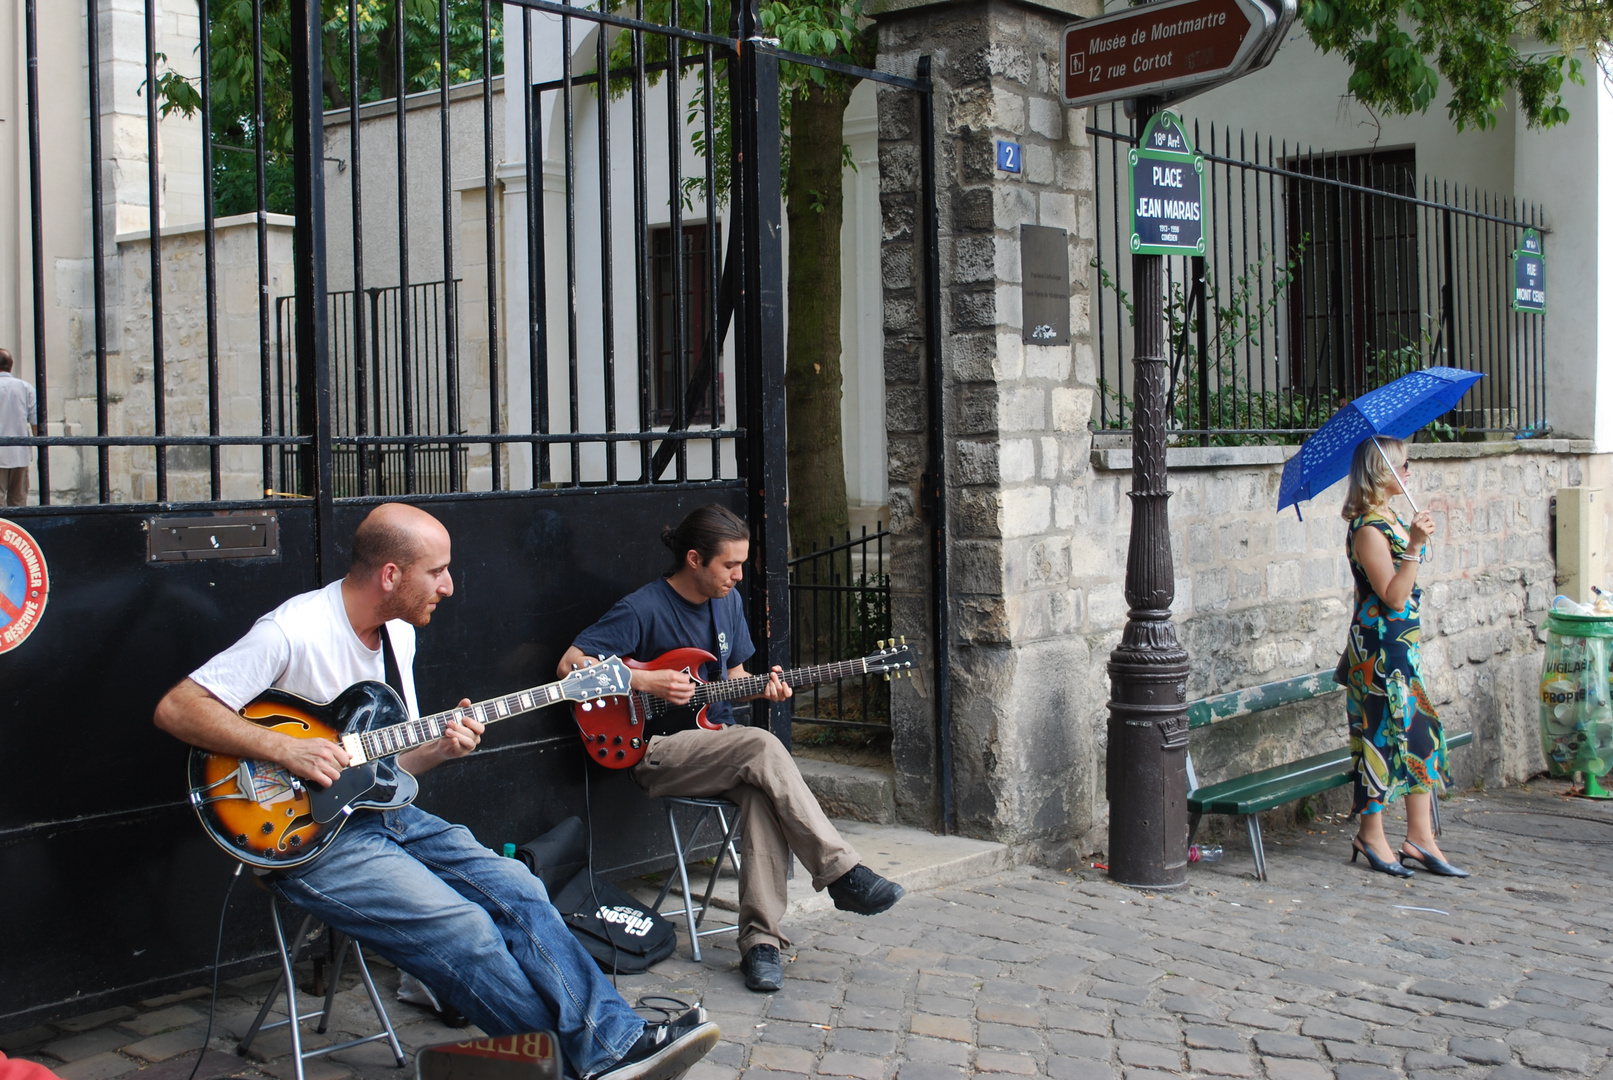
[0,489,753,1028]
[0,507,318,1027]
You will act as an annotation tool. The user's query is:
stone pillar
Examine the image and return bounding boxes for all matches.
[872,0,1101,855]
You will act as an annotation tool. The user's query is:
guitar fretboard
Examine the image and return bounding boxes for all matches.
[357,685,566,759]
[643,657,880,715]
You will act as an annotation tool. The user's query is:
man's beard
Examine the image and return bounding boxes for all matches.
[379,581,433,626]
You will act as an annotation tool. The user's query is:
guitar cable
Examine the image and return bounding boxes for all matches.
[186,862,244,1080]
[580,756,623,987]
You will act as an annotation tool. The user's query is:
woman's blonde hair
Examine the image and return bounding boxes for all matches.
[1341,437,1406,520]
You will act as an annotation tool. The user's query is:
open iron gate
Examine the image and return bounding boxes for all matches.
[0,0,935,1029]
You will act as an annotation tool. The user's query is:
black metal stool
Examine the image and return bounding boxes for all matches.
[237,893,406,1080]
[651,796,743,961]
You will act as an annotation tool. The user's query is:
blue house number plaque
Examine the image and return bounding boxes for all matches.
[997,141,1021,174]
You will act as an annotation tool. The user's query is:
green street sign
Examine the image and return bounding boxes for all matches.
[1511,227,1545,313]
[1129,111,1205,256]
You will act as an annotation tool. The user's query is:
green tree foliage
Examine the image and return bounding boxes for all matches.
[158,0,500,216]
[1298,0,1613,130]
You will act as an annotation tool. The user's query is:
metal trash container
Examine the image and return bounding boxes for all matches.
[1539,610,1613,797]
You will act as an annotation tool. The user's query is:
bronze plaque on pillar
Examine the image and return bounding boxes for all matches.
[1020,225,1070,345]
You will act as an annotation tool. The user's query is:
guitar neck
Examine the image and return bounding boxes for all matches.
[354,681,569,761]
[693,658,875,704]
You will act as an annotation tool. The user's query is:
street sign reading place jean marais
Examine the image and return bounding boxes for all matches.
[1131,112,1204,255]
[1061,0,1278,109]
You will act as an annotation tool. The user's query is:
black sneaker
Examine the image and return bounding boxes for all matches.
[827,865,905,916]
[593,1012,719,1080]
[741,944,784,992]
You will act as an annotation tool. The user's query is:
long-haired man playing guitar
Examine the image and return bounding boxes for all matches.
[558,505,904,993]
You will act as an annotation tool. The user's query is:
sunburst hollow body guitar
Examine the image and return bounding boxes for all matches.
[189,658,632,869]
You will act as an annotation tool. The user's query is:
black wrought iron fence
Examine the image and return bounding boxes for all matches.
[1091,105,1548,441]
[788,526,892,732]
[275,282,466,496]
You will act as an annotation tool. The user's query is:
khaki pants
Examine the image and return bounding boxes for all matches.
[0,467,27,507]
[631,725,859,953]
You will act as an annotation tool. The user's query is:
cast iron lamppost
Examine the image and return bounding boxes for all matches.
[1105,70,1191,886]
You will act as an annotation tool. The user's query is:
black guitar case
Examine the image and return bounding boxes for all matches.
[515,817,677,974]
[551,870,677,975]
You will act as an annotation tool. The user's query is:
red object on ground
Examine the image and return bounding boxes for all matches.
[0,1051,64,1080]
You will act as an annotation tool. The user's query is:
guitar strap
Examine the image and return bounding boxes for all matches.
[379,623,405,700]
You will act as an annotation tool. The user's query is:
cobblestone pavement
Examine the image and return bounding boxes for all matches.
[6,780,1613,1080]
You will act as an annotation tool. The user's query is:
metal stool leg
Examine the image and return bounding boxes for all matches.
[237,903,309,1080]
[348,939,406,1066]
[666,801,704,961]
[239,907,311,1066]
[239,897,405,1074]
[655,798,746,961]
[317,935,348,1034]
[716,805,742,877]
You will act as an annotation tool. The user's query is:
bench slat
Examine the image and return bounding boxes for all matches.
[1186,672,1343,730]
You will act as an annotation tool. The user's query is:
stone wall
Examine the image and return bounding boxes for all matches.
[875,0,1104,850]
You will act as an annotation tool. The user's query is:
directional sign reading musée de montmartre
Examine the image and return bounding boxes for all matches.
[1061,0,1280,109]
[1130,112,1204,255]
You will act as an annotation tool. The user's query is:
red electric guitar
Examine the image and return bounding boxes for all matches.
[572,639,918,767]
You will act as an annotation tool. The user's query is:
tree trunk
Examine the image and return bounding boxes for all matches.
[784,83,853,553]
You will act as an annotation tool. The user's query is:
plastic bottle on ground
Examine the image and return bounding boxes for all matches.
[1188,844,1222,863]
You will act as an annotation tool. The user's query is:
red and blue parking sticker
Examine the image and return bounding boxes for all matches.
[0,519,48,654]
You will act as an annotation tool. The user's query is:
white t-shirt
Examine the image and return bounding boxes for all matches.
[191,579,420,718]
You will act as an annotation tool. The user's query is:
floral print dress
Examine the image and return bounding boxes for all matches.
[1344,509,1448,814]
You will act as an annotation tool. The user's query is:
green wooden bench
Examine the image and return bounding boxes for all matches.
[1185,671,1473,880]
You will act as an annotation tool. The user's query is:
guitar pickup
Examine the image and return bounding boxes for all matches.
[341,734,369,765]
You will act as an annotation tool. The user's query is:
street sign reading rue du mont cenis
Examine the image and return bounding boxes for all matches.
[1061,0,1287,109]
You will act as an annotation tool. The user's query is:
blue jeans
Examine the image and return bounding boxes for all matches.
[269,805,643,1076]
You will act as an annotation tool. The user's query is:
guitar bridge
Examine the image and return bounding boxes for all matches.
[237,759,303,807]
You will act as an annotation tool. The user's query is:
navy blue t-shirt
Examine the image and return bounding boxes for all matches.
[572,578,755,724]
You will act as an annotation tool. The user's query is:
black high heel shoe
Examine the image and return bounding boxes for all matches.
[1399,840,1470,878]
[1351,836,1415,878]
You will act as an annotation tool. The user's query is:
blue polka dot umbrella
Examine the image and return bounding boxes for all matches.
[1277,366,1484,519]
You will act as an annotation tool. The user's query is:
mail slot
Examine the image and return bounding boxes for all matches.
[147,512,280,562]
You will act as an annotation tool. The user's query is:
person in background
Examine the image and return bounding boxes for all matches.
[1340,438,1469,879]
[0,349,37,508]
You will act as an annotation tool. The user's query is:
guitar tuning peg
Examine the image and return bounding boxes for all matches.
[876,639,884,649]
[900,635,906,644]
[581,702,592,711]
[884,673,891,682]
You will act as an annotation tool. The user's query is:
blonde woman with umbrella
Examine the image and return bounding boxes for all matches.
[1340,437,1468,878]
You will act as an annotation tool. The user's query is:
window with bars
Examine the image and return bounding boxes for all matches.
[1285,149,1421,398]
[648,222,722,426]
